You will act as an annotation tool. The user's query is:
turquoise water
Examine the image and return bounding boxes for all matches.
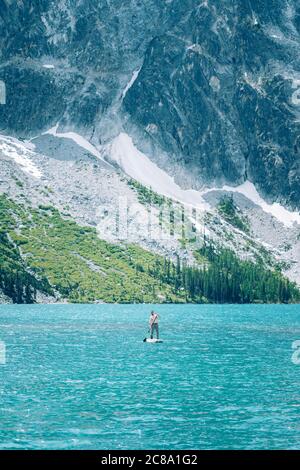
[0,304,300,450]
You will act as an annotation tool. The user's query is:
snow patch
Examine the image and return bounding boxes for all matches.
[121,67,141,100]
[209,76,220,92]
[212,181,300,227]
[109,132,209,212]
[0,135,42,179]
[43,124,110,165]
[44,123,59,136]
[243,72,264,95]
[187,43,202,54]
[0,134,36,152]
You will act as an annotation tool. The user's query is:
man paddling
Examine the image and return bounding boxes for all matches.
[149,310,159,339]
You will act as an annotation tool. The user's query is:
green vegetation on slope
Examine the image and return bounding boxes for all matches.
[155,246,300,304]
[0,194,299,304]
[127,178,189,241]
[191,245,299,303]
[0,203,52,302]
[127,179,168,206]
[0,194,183,303]
[217,195,250,234]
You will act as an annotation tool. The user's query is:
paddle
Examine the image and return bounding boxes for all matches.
[143,327,150,342]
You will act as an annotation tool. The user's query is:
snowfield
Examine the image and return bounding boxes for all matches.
[0,135,42,179]
[109,132,210,212]
[218,181,300,228]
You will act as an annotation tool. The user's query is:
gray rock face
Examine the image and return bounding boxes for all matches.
[0,0,299,208]
[124,0,300,208]
[0,0,192,133]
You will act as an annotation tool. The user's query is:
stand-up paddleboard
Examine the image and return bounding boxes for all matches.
[143,338,163,343]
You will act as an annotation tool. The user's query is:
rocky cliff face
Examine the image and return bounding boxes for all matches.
[0,0,299,208]
[124,0,300,208]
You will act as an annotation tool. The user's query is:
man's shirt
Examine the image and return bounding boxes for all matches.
[149,314,159,325]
